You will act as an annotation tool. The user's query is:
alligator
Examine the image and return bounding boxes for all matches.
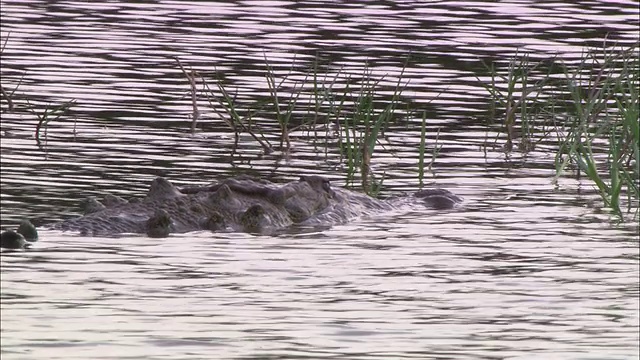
[1,175,461,245]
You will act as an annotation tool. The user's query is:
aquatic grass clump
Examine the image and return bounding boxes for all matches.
[477,51,563,153]
[1,33,77,146]
[555,42,639,218]
[333,63,409,194]
[479,41,639,219]
[174,57,274,153]
[187,56,425,196]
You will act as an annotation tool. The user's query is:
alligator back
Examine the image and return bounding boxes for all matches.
[45,176,336,236]
[43,175,461,237]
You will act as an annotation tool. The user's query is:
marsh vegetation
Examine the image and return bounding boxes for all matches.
[2,34,637,220]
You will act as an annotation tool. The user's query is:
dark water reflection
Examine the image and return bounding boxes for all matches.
[1,0,639,359]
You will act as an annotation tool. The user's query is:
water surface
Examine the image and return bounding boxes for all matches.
[1,1,639,359]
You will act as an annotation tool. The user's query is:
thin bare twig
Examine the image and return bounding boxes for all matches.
[0,86,14,111]
[1,31,10,53]
[174,57,200,132]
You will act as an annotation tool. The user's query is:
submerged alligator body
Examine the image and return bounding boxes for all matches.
[6,175,461,240]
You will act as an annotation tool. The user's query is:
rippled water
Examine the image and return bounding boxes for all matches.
[1,1,639,359]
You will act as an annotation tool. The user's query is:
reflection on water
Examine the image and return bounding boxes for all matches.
[1,0,639,359]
